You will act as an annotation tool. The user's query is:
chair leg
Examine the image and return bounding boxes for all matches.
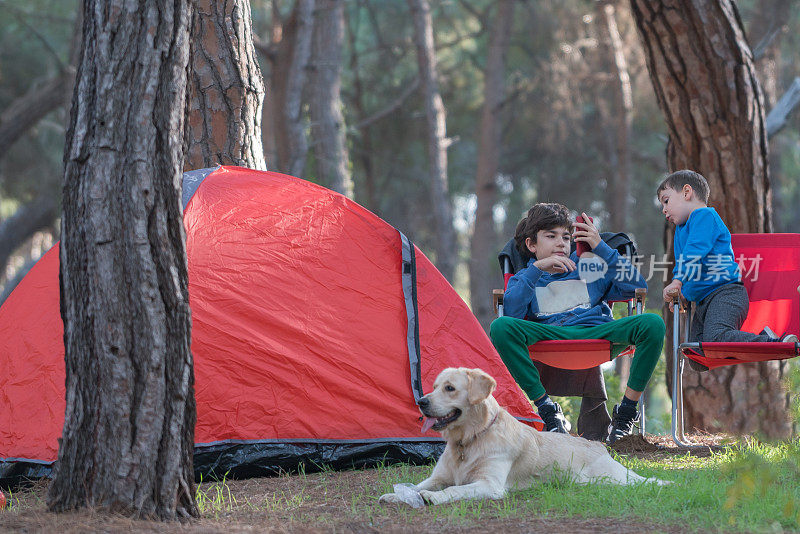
[670,301,704,449]
[639,390,646,435]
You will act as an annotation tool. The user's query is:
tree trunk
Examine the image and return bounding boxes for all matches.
[309,0,352,197]
[596,1,634,383]
[631,0,790,438]
[263,0,314,176]
[186,0,266,171]
[469,0,513,330]
[48,0,198,519]
[597,1,633,234]
[407,0,456,282]
[345,3,377,210]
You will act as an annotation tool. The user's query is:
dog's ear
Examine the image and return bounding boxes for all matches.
[467,369,497,405]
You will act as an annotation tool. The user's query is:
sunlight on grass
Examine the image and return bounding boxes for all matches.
[365,438,800,532]
[195,473,238,517]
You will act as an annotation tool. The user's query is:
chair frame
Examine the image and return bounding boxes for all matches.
[670,287,800,449]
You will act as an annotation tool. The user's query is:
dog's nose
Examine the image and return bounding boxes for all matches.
[418,396,430,408]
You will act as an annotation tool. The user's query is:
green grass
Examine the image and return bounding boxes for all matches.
[365,439,800,532]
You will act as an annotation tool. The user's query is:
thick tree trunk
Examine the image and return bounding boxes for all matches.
[186,0,266,171]
[309,0,352,197]
[48,0,198,519]
[631,0,790,438]
[469,0,513,330]
[407,0,456,282]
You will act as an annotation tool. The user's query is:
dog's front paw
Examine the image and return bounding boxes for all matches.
[418,489,442,506]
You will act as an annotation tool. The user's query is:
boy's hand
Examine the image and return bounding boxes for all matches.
[663,279,683,303]
[534,255,576,273]
[573,212,602,250]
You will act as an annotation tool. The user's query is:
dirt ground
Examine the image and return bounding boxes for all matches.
[0,434,723,534]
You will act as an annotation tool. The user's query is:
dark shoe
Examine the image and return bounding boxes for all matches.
[607,403,640,444]
[538,402,571,434]
[759,327,797,343]
[760,326,779,340]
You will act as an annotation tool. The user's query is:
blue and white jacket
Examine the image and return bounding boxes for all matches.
[503,241,646,327]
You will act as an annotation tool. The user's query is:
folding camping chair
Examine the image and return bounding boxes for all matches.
[493,232,648,440]
[670,233,800,449]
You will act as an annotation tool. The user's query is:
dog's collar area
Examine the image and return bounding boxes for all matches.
[455,411,500,460]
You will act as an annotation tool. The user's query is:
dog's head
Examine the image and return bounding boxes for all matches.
[418,367,497,432]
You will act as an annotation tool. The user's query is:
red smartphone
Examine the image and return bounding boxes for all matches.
[575,215,594,256]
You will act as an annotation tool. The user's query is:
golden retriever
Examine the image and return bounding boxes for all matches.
[380,367,666,506]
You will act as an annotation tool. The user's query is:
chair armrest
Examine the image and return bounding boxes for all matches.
[493,289,504,315]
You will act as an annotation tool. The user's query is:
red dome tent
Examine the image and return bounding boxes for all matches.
[0,166,541,485]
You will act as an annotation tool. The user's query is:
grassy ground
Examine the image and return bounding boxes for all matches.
[2,435,799,533]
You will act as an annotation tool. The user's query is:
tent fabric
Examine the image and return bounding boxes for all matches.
[681,233,800,369]
[0,166,541,485]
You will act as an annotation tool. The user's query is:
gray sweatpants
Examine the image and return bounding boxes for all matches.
[690,282,774,343]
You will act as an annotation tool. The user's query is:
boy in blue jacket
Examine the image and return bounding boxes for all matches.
[490,203,665,443]
[658,170,797,370]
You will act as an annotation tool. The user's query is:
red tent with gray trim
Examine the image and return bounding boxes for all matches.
[0,166,541,484]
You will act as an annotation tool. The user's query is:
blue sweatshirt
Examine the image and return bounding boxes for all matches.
[673,207,740,303]
[504,241,646,326]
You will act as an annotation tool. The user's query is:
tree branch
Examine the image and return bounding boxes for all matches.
[352,76,419,130]
[0,193,58,273]
[766,77,800,138]
[0,69,75,159]
[252,35,278,61]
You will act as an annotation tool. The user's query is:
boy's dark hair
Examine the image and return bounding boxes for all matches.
[656,169,710,204]
[514,203,571,262]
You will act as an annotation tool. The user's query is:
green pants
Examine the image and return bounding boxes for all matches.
[489,314,665,400]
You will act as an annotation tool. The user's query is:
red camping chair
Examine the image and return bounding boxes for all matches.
[493,233,649,436]
[670,233,800,448]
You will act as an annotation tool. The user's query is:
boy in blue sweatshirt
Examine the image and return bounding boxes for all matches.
[489,203,665,443]
[658,170,797,370]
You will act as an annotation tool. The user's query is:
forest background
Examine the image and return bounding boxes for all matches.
[1,0,799,435]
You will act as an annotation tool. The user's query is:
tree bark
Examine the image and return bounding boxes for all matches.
[469,0,513,330]
[631,0,790,438]
[48,0,198,519]
[407,0,456,282]
[309,0,352,197]
[185,0,266,171]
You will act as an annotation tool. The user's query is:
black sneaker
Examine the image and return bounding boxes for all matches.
[760,327,780,340]
[758,328,797,343]
[607,403,640,444]
[538,402,571,434]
